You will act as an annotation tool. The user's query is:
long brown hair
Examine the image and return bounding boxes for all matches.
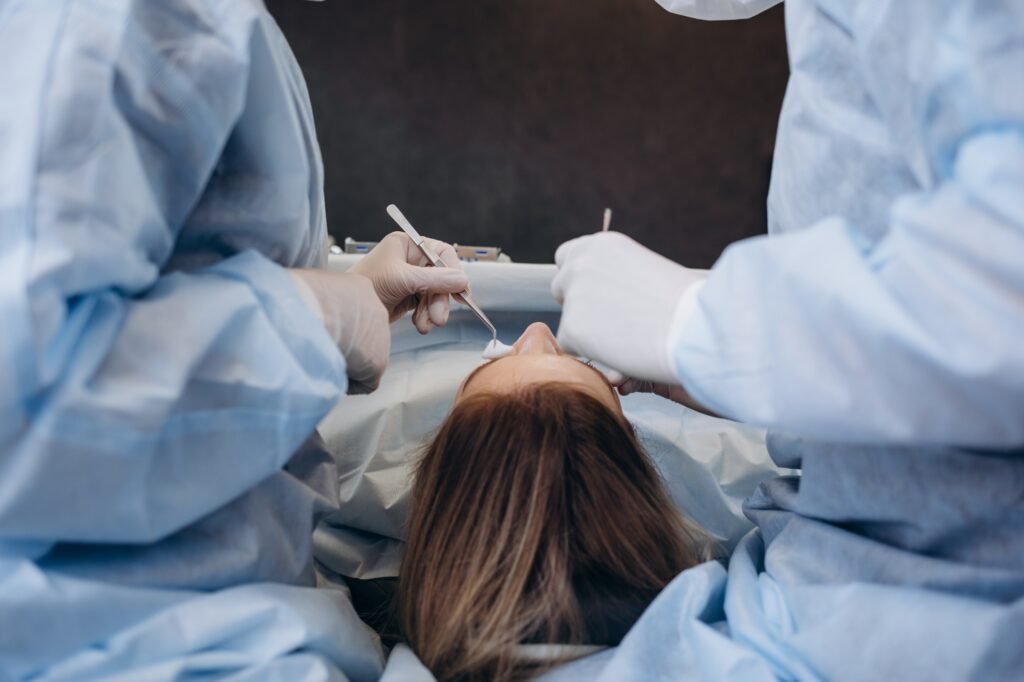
[399,383,709,681]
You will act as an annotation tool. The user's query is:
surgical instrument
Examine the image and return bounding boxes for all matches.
[386,204,498,340]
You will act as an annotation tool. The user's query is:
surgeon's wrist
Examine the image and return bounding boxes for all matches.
[287,269,325,324]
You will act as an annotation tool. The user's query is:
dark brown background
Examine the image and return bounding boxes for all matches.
[266,0,789,267]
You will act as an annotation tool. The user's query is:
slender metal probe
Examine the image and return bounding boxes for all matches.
[601,208,613,232]
[385,204,498,340]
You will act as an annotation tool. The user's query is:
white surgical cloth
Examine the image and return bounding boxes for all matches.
[654,0,1024,447]
[313,274,783,582]
[0,0,381,679]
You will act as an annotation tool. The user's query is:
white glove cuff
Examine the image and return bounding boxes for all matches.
[662,278,706,382]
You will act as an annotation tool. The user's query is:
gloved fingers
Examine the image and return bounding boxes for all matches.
[346,375,380,396]
[549,259,577,304]
[428,239,471,312]
[396,264,466,331]
[554,231,632,267]
[551,232,619,302]
[347,349,388,392]
[400,261,469,297]
[552,253,585,303]
[398,232,463,272]
[553,234,593,268]
[552,235,586,302]
[344,323,390,395]
[387,296,417,324]
[603,369,627,387]
[398,231,429,265]
[349,233,402,276]
[381,231,416,262]
[553,324,586,359]
[617,378,652,396]
[552,288,602,360]
[425,238,462,270]
[615,378,713,414]
[427,292,450,327]
[412,295,434,335]
[618,378,677,399]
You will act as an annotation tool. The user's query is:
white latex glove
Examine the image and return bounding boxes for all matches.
[551,231,708,384]
[349,231,469,334]
[288,269,390,394]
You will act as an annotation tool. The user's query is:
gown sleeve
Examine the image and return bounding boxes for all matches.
[0,0,347,544]
[671,5,1024,446]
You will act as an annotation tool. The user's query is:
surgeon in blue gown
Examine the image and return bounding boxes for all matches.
[0,1,469,680]
[552,1,1024,680]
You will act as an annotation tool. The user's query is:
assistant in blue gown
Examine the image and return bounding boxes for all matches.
[534,1,1024,680]
[0,1,383,679]
[582,2,1024,680]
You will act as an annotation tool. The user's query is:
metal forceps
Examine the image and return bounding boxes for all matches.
[385,204,498,340]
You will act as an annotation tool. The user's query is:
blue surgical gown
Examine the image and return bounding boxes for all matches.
[587,2,1024,680]
[0,0,382,679]
[657,0,1024,448]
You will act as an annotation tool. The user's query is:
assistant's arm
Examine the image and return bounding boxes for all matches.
[676,118,1024,445]
[0,1,346,544]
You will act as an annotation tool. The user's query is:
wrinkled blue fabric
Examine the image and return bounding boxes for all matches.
[530,439,1024,682]
[573,3,1024,681]
[381,438,1024,681]
[659,0,1024,448]
[0,0,381,679]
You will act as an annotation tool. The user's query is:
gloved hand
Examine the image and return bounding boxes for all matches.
[604,369,718,417]
[551,231,708,385]
[349,231,469,334]
[288,269,391,394]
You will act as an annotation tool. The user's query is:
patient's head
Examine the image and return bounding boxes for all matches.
[399,324,710,681]
[457,321,621,412]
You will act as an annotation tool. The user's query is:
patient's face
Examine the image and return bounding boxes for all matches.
[457,322,621,413]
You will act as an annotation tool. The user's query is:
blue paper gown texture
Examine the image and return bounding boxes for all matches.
[0,0,382,679]
[663,0,1024,448]
[596,1,1024,681]
[4,0,1024,680]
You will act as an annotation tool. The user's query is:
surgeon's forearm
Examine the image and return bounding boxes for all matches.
[670,131,1024,447]
[0,252,347,544]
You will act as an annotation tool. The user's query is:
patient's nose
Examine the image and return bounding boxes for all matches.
[514,322,561,355]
